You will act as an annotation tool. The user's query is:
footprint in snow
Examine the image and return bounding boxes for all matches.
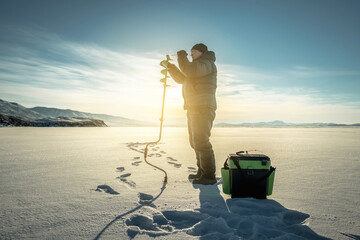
[117,172,136,189]
[116,167,125,172]
[95,185,119,195]
[138,192,156,208]
[133,156,140,160]
[187,167,197,172]
[139,192,154,201]
[120,173,131,178]
[126,142,146,154]
[132,161,142,166]
[166,157,181,168]
[167,161,182,168]
[167,157,178,162]
[148,153,162,157]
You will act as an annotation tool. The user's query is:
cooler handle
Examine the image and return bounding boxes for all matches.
[224,157,229,169]
[225,157,242,171]
[255,167,276,183]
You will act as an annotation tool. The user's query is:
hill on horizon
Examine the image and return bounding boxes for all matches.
[215,120,360,127]
[0,99,153,126]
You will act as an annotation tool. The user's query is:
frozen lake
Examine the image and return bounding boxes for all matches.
[0,127,359,239]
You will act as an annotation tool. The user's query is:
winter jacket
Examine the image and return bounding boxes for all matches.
[168,51,217,110]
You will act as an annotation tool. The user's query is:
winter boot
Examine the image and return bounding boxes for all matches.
[192,175,217,185]
[188,168,202,179]
[188,151,202,179]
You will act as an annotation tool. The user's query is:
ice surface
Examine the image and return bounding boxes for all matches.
[0,127,359,239]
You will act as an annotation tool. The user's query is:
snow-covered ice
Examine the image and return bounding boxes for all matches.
[0,127,359,239]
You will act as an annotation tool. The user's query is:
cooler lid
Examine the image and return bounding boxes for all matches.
[228,153,270,161]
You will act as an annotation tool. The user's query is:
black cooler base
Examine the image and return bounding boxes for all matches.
[230,169,269,199]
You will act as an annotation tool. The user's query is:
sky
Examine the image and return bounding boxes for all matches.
[0,0,359,124]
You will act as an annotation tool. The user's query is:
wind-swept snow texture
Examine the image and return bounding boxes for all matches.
[1,127,359,239]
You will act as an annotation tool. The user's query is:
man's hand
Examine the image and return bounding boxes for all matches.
[167,62,175,69]
[160,60,175,69]
[177,50,188,57]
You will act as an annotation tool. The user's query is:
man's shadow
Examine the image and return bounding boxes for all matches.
[192,179,331,240]
[94,179,334,239]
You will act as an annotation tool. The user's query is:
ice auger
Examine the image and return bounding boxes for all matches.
[143,55,172,183]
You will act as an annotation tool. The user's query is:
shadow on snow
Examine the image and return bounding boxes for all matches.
[94,180,331,239]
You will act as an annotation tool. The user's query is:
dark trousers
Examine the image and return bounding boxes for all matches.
[187,107,216,178]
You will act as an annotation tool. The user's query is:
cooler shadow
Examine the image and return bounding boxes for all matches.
[192,180,331,240]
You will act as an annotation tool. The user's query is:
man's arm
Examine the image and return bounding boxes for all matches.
[168,63,185,84]
[177,54,213,78]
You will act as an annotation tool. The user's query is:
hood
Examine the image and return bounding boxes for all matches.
[198,51,216,62]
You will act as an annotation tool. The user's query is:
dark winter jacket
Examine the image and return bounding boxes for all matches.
[168,51,217,110]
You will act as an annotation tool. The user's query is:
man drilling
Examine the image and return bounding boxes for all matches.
[167,43,217,185]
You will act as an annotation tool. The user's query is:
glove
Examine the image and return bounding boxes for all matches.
[177,50,188,57]
[167,62,175,69]
[160,61,175,69]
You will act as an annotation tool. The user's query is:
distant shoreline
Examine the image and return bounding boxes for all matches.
[1,125,360,128]
[2,99,359,128]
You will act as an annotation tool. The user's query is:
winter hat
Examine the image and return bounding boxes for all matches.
[191,43,208,53]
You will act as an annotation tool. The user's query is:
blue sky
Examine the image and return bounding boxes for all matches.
[0,0,359,123]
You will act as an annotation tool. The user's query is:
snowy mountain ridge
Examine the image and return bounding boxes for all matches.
[0,113,107,127]
[215,120,360,127]
[0,99,47,120]
[0,99,153,126]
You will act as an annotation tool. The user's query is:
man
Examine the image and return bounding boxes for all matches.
[167,43,217,185]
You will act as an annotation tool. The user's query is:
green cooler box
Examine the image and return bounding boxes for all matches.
[221,152,275,199]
